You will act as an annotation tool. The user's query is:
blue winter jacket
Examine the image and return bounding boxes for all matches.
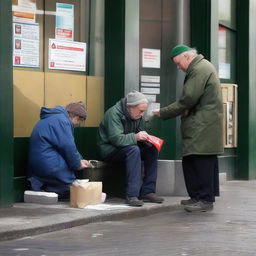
[27,106,82,194]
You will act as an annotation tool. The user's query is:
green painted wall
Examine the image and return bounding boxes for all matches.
[190,0,211,59]
[236,0,250,179]
[0,0,14,207]
[13,138,29,202]
[105,0,125,110]
[75,127,99,159]
[248,0,256,179]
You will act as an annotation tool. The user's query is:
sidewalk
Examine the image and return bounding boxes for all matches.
[0,180,255,242]
[0,195,182,242]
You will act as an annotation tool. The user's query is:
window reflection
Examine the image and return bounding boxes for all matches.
[218,0,236,28]
[218,0,236,82]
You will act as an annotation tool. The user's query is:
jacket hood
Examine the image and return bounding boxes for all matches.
[119,98,133,120]
[115,98,143,132]
[40,106,68,120]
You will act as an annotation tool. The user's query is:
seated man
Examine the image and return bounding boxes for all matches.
[27,101,91,198]
[97,90,164,206]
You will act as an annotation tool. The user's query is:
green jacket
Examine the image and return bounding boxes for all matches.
[160,55,224,156]
[97,99,144,159]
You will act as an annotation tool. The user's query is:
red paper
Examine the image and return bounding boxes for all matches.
[146,135,164,152]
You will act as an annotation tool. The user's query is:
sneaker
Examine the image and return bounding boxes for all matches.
[140,193,164,203]
[125,196,144,207]
[184,201,213,212]
[180,198,198,205]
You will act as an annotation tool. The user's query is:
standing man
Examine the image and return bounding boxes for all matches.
[27,102,92,199]
[97,90,164,207]
[153,45,224,212]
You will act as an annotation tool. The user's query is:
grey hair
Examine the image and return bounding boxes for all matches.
[183,48,198,58]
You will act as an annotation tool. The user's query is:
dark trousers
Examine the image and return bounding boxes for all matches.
[182,155,219,202]
[104,145,158,197]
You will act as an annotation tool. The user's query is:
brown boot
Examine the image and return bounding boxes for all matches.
[141,193,164,203]
[125,197,143,207]
[180,198,198,205]
[184,201,213,212]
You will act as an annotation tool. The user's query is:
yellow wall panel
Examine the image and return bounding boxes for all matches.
[45,72,86,108]
[13,70,44,137]
[14,71,102,136]
[85,76,104,127]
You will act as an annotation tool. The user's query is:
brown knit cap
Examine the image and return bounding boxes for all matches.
[65,101,87,119]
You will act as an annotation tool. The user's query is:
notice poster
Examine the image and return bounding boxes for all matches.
[141,87,160,94]
[12,0,36,23]
[55,3,74,41]
[13,22,40,68]
[142,48,161,68]
[219,63,231,79]
[141,75,160,83]
[48,39,86,72]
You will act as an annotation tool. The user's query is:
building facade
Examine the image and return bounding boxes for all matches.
[0,0,256,207]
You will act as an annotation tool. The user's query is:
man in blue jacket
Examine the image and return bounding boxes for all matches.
[27,102,91,198]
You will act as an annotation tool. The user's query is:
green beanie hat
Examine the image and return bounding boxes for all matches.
[170,44,192,59]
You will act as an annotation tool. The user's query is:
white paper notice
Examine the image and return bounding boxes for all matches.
[219,63,231,79]
[141,87,160,94]
[13,22,40,68]
[141,83,160,87]
[142,48,161,68]
[48,39,86,71]
[12,0,36,23]
[141,75,160,83]
[84,204,130,210]
[55,3,74,41]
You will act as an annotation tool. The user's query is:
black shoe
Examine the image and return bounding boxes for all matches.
[140,193,164,203]
[184,201,214,212]
[180,198,198,205]
[125,196,143,207]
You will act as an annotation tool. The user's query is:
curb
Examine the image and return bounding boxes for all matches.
[0,203,181,242]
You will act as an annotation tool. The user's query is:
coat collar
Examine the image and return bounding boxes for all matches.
[186,54,204,74]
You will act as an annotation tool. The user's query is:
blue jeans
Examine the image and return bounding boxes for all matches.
[104,145,158,197]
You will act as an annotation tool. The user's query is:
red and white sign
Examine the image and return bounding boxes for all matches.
[48,39,86,71]
[142,48,161,68]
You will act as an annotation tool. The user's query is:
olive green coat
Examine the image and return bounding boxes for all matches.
[97,99,144,159]
[160,55,224,156]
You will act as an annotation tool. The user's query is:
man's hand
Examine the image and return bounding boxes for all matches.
[135,131,149,141]
[152,109,160,117]
[79,159,92,169]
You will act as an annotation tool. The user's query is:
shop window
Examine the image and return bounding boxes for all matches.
[12,0,104,75]
[12,0,105,137]
[218,26,236,82]
[218,0,236,83]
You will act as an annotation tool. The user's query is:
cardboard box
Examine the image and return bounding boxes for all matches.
[70,181,102,208]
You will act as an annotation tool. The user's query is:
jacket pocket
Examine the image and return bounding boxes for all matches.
[181,115,196,139]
